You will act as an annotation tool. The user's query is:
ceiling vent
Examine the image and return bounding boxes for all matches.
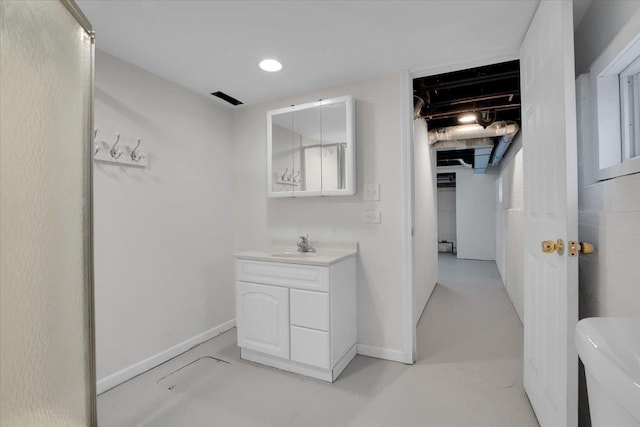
[210,91,243,106]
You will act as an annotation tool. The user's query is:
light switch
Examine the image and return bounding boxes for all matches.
[362,209,381,224]
[363,183,380,201]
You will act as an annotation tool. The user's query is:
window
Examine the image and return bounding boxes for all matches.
[619,56,640,161]
[591,25,640,181]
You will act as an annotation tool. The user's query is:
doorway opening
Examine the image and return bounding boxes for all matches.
[409,58,533,421]
[412,58,526,362]
[436,172,457,256]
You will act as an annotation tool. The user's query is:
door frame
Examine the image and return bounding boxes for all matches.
[400,50,521,363]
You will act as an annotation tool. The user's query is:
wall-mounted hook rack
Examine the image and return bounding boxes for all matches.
[109,133,122,159]
[130,137,145,163]
[94,130,148,168]
[275,169,300,186]
[93,128,100,155]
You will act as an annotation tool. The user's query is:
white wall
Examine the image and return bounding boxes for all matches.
[93,51,235,391]
[495,136,524,323]
[439,167,496,260]
[574,0,640,75]
[574,1,640,320]
[437,188,456,249]
[232,74,407,356]
[413,119,439,325]
[574,4,640,425]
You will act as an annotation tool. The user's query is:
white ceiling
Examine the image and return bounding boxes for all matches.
[77,1,542,106]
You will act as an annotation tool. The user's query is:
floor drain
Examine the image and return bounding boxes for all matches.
[157,356,230,391]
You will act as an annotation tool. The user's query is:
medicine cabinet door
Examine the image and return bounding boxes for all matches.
[268,110,295,197]
[293,103,322,196]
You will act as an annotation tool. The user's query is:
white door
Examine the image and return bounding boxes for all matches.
[236,282,290,359]
[520,2,578,426]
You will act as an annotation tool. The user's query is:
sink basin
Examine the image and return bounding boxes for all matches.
[271,252,318,258]
[575,317,640,426]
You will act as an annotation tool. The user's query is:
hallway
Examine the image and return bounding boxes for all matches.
[98,254,537,426]
[413,253,538,425]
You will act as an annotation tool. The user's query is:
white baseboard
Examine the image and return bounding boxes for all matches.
[357,344,412,364]
[97,319,236,395]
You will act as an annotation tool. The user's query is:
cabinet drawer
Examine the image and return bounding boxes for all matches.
[236,259,329,292]
[290,326,330,369]
[290,289,329,331]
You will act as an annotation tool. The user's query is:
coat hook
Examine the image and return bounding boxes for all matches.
[293,170,300,183]
[131,137,145,162]
[110,133,122,159]
[281,168,288,181]
[93,128,100,155]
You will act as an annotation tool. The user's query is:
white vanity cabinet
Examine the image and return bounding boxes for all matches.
[235,256,356,382]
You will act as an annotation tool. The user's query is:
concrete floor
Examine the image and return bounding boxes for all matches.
[97,254,538,426]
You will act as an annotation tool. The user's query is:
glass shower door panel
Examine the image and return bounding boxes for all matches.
[1,1,94,425]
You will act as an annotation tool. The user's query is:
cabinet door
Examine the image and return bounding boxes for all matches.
[294,104,322,196]
[320,96,355,196]
[268,110,295,198]
[236,282,290,359]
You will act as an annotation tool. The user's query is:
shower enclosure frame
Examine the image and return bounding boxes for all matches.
[57,1,97,424]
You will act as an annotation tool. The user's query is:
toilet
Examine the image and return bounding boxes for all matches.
[575,318,640,427]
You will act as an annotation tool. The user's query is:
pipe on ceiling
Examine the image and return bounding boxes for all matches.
[450,158,472,168]
[424,104,521,121]
[428,120,519,145]
[413,95,425,120]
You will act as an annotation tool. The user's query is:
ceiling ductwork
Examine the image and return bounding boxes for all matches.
[430,122,519,174]
[414,60,521,172]
[490,133,517,166]
[413,95,425,120]
[427,120,519,145]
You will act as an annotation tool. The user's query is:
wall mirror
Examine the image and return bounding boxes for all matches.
[267,95,355,197]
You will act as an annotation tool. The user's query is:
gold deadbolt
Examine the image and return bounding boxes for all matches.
[541,239,564,255]
[569,241,578,257]
[569,241,595,256]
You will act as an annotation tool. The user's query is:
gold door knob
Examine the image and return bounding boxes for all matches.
[542,240,555,253]
[541,239,564,254]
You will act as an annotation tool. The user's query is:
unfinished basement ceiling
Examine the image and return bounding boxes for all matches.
[414,60,521,171]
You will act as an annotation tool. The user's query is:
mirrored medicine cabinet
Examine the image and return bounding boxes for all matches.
[267,95,355,197]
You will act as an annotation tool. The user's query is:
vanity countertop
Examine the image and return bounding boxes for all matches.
[234,239,358,266]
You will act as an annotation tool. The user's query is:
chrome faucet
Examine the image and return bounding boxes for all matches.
[297,235,316,253]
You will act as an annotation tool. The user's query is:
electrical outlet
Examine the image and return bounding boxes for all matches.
[362,209,381,224]
[363,183,380,201]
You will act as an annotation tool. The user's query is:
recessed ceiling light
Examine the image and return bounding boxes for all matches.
[458,113,477,124]
[259,59,282,72]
